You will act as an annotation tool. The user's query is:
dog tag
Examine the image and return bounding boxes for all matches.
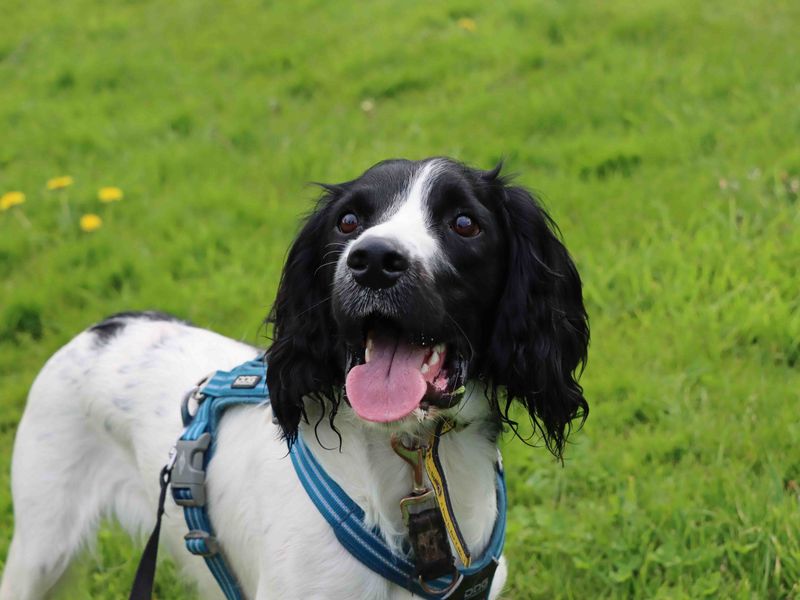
[407,506,456,581]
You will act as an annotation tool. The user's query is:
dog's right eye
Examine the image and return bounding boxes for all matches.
[338,213,359,234]
[452,214,480,237]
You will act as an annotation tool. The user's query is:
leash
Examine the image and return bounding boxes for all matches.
[129,358,505,600]
[425,420,472,568]
[128,464,172,600]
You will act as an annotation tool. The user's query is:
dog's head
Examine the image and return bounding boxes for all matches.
[266,158,588,458]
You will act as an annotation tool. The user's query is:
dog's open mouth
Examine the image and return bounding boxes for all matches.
[344,321,466,423]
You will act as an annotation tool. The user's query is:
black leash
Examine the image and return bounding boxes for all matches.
[128,465,171,600]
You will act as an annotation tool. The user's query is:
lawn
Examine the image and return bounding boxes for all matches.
[1,0,799,598]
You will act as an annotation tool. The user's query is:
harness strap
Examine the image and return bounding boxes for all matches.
[170,358,268,600]
[174,398,242,599]
[290,433,507,599]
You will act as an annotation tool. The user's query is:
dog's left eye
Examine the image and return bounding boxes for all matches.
[338,213,359,234]
[452,214,480,237]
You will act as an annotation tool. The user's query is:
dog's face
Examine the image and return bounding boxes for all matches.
[330,160,507,424]
[267,158,589,457]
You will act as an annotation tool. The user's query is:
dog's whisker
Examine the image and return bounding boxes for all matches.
[444,313,475,360]
[293,294,332,320]
[313,261,340,277]
[321,249,343,260]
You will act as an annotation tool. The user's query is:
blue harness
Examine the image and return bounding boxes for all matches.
[168,357,506,600]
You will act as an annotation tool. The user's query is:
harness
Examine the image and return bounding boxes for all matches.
[129,357,506,600]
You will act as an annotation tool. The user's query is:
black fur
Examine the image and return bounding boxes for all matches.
[265,194,346,445]
[89,311,188,345]
[266,158,589,458]
[483,182,589,458]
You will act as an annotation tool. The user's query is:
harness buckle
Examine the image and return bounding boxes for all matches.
[171,433,211,507]
[184,529,220,557]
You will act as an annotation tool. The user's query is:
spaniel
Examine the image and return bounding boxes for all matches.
[1,157,588,600]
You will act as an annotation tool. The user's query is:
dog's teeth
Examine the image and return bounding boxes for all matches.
[421,363,430,374]
[430,352,440,365]
[433,343,445,354]
[367,337,374,351]
[365,347,372,363]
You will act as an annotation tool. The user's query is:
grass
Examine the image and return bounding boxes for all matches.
[1,0,799,597]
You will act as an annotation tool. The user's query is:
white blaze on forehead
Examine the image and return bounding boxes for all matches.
[344,159,447,272]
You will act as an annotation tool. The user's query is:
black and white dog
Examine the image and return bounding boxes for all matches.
[1,158,588,599]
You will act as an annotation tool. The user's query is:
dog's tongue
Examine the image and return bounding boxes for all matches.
[346,335,429,422]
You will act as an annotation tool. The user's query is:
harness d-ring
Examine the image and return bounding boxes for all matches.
[418,570,463,596]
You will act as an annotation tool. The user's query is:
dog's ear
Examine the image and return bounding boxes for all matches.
[485,181,589,459]
[266,190,344,445]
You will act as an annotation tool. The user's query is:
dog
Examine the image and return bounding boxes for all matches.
[0,157,588,599]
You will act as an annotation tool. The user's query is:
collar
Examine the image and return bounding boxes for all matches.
[290,431,506,599]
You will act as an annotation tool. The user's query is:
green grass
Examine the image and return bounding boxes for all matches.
[1,0,799,597]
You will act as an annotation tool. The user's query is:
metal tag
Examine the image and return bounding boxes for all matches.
[231,374,261,389]
[407,507,455,581]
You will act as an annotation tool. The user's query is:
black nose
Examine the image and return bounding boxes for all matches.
[346,238,409,290]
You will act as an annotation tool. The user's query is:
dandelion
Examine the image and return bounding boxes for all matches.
[1,191,26,211]
[98,186,124,202]
[80,213,102,232]
[47,176,74,190]
[360,98,375,113]
[456,17,477,32]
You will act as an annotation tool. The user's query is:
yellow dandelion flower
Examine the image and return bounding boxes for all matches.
[47,176,74,190]
[1,191,26,211]
[456,17,477,32]
[80,213,102,232]
[98,186,124,202]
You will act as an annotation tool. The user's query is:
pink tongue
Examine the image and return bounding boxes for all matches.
[346,336,429,422]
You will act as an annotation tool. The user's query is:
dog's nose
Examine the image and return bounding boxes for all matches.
[347,239,409,289]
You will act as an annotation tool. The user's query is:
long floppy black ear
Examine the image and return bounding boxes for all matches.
[486,183,589,459]
[265,190,344,445]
